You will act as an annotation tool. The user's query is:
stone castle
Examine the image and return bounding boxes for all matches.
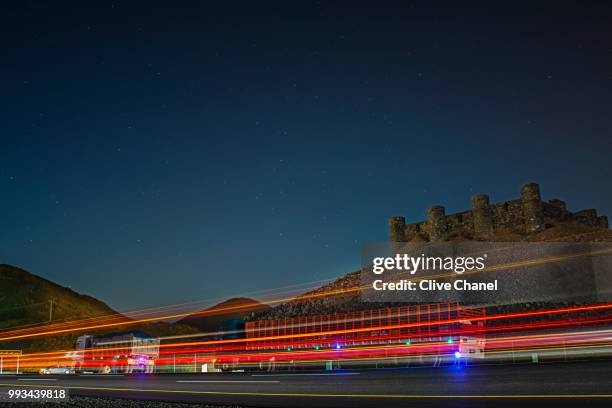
[390,182,609,242]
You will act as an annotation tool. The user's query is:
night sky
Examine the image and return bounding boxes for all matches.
[2,1,612,311]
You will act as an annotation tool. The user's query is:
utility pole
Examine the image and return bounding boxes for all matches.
[49,299,54,322]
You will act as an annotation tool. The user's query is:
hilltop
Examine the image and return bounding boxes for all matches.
[252,183,612,321]
[178,297,271,333]
[252,222,612,321]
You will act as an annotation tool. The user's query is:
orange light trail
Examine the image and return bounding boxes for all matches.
[7,302,612,370]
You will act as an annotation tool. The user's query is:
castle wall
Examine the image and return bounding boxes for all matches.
[389,183,609,242]
[490,200,523,230]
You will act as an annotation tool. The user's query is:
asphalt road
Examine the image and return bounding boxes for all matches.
[1,360,612,407]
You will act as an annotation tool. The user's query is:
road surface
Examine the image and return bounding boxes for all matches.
[1,360,612,407]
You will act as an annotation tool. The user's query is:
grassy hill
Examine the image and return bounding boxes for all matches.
[0,264,198,352]
[0,264,118,330]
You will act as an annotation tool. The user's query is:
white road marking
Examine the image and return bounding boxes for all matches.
[79,374,124,377]
[176,380,280,383]
[252,372,360,377]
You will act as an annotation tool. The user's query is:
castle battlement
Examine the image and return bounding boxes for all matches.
[390,183,609,242]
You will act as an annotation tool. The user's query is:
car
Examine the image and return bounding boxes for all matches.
[39,365,74,375]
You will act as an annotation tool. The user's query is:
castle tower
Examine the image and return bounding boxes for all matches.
[471,194,494,239]
[427,205,447,241]
[521,182,544,232]
[389,216,407,242]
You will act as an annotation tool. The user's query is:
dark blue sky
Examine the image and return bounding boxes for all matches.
[2,1,611,310]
